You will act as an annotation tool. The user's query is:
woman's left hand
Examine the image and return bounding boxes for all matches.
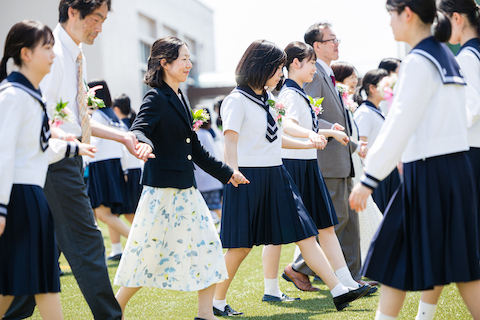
[228,170,250,187]
[349,183,372,212]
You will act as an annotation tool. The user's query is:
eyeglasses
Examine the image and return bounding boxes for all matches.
[319,38,341,45]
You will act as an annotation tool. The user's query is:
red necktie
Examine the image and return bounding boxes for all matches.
[330,75,336,87]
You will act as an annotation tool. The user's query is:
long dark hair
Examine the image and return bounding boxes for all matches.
[438,0,480,37]
[88,79,112,108]
[284,41,316,71]
[385,0,451,42]
[144,36,186,88]
[235,40,286,91]
[0,20,54,82]
[331,61,357,83]
[354,69,389,105]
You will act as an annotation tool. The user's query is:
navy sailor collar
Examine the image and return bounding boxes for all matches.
[234,86,270,106]
[2,71,43,100]
[410,36,465,85]
[458,38,480,61]
[98,107,127,129]
[360,100,384,120]
[282,79,310,104]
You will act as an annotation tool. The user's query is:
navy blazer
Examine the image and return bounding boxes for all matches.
[131,83,233,189]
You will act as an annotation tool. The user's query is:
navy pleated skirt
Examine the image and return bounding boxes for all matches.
[466,147,480,248]
[363,152,480,291]
[283,159,338,229]
[0,185,60,295]
[221,165,319,248]
[88,159,126,214]
[372,167,401,214]
[122,168,142,214]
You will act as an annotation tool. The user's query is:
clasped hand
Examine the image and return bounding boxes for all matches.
[228,170,250,187]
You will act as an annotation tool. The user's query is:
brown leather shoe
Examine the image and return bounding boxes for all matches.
[282,264,320,291]
[358,279,379,286]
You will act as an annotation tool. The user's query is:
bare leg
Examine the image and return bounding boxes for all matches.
[457,280,480,319]
[0,295,14,317]
[213,248,251,300]
[419,286,443,305]
[198,284,219,320]
[317,226,347,271]
[213,209,222,220]
[378,285,407,317]
[263,245,281,279]
[35,293,63,320]
[124,213,134,224]
[295,236,340,290]
[109,225,121,244]
[95,205,130,238]
[115,286,142,319]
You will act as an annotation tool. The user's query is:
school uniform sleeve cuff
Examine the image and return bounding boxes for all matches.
[65,142,79,158]
[360,173,380,190]
[0,204,7,217]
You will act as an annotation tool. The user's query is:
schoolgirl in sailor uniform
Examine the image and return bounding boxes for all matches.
[0,20,96,320]
[349,1,480,318]
[414,1,480,318]
[278,41,370,293]
[213,40,370,316]
[113,36,248,320]
[353,69,401,214]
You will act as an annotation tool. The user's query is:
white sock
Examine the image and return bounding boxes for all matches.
[415,300,437,320]
[213,299,227,311]
[110,242,123,256]
[330,283,349,298]
[264,278,282,298]
[375,310,397,320]
[335,266,361,288]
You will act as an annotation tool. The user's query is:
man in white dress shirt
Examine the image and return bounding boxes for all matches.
[4,1,139,319]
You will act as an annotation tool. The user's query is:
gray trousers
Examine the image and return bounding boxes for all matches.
[292,177,362,280]
[4,156,122,320]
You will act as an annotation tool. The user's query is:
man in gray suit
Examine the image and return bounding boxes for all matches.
[283,22,371,290]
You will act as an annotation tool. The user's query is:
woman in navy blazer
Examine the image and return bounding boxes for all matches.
[114,36,248,320]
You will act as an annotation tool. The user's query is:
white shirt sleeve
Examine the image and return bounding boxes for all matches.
[40,54,64,120]
[221,95,245,134]
[354,108,372,139]
[47,139,68,164]
[363,54,437,183]
[0,89,23,208]
[280,91,301,123]
[457,51,480,128]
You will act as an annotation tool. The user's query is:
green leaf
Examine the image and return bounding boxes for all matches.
[194,109,204,118]
[267,99,276,107]
[308,96,314,105]
[316,97,324,106]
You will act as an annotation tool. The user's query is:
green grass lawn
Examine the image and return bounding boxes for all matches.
[29,220,473,319]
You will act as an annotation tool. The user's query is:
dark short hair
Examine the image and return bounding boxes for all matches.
[59,0,112,23]
[144,36,186,88]
[378,58,401,73]
[354,69,389,105]
[88,79,112,107]
[304,22,332,47]
[1,20,54,82]
[235,40,286,90]
[331,61,357,83]
[284,41,316,71]
[113,93,131,115]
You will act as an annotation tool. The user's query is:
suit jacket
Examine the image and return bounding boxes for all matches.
[304,61,357,179]
[131,83,233,189]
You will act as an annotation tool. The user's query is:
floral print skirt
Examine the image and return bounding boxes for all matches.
[114,186,228,291]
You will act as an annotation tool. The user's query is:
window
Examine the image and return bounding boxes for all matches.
[140,41,151,64]
[163,25,177,37]
[138,13,156,38]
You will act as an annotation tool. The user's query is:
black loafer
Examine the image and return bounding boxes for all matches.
[194,318,207,320]
[107,253,122,261]
[333,284,370,311]
[262,293,301,302]
[213,304,243,316]
[365,285,378,296]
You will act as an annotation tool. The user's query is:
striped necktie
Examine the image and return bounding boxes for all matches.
[76,53,91,144]
[261,103,278,142]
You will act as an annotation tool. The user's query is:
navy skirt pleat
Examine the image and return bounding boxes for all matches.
[466,147,480,249]
[283,159,338,229]
[122,168,142,214]
[221,165,319,248]
[363,152,480,291]
[0,185,60,295]
[88,159,126,213]
[372,167,401,214]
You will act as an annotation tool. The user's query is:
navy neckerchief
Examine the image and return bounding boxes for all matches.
[98,107,128,130]
[282,79,318,133]
[0,72,50,151]
[233,86,278,142]
[411,36,466,85]
[360,100,385,120]
[458,38,480,62]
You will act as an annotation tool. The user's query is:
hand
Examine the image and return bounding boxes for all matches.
[308,132,327,150]
[77,142,97,158]
[349,183,372,212]
[64,133,77,142]
[358,141,368,158]
[0,216,5,237]
[136,142,155,162]
[397,161,403,175]
[332,131,349,146]
[228,170,250,187]
[333,123,345,131]
[123,132,139,157]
